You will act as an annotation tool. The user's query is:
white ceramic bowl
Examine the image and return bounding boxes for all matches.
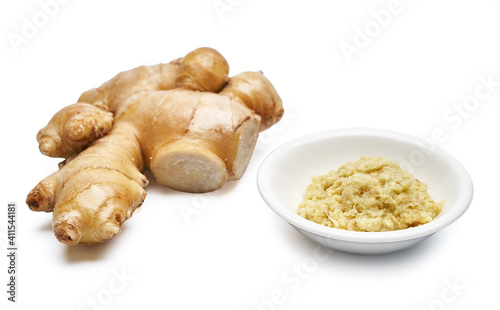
[257,128,473,254]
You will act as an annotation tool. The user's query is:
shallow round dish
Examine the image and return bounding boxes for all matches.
[257,128,473,254]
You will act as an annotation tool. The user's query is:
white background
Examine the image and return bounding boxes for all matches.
[1,0,499,309]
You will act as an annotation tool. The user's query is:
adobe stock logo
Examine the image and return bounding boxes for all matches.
[256,112,297,151]
[212,0,245,21]
[177,194,211,224]
[397,73,498,174]
[339,0,403,64]
[418,278,467,310]
[75,267,134,310]
[441,74,499,131]
[7,0,71,53]
[253,246,333,310]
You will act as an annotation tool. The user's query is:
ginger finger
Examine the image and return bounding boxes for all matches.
[175,47,229,93]
[52,168,146,244]
[26,174,60,212]
[37,103,113,158]
[219,71,284,131]
[32,124,147,245]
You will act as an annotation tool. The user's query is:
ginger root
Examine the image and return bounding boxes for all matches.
[27,47,284,245]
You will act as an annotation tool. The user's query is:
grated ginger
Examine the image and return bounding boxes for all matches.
[297,156,444,232]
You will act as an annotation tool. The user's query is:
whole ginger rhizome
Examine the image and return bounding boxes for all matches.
[26,47,284,245]
[297,156,443,232]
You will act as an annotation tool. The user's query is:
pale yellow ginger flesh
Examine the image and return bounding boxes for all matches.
[297,156,444,232]
[27,47,284,245]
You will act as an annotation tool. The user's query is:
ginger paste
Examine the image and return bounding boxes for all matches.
[297,156,443,232]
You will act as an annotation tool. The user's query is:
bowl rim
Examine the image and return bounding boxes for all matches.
[257,127,474,244]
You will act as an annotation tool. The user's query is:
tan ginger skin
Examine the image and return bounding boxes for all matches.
[26,47,284,245]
